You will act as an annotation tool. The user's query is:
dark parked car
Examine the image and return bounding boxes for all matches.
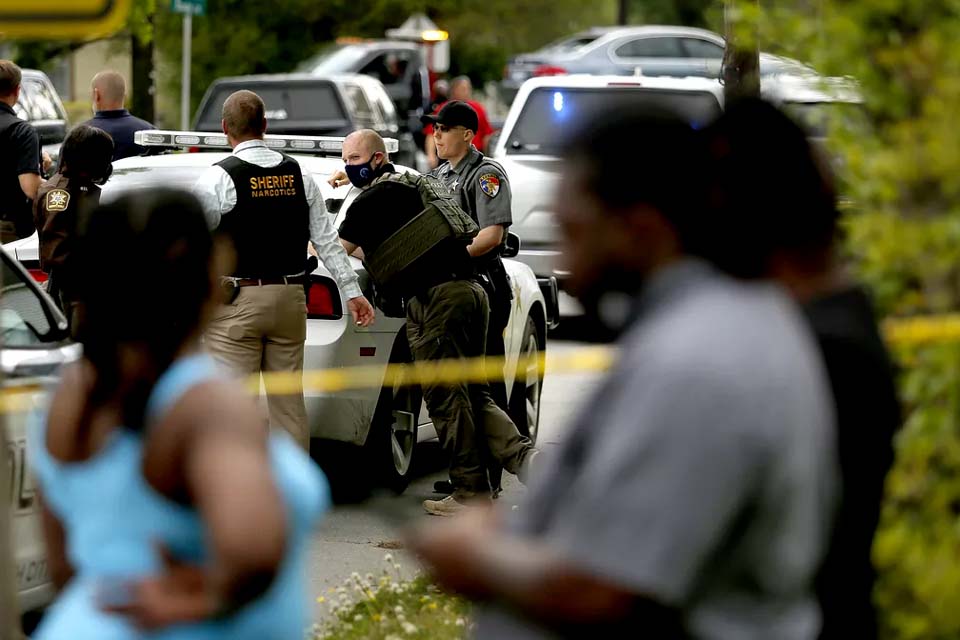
[193,73,416,166]
[14,69,69,162]
[500,25,812,105]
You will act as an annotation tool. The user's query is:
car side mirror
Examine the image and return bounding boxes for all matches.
[325,198,344,214]
[502,232,520,259]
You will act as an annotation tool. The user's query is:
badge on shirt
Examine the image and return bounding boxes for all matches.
[45,189,70,212]
[479,173,500,198]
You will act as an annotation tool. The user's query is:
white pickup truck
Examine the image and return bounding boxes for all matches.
[491,73,861,292]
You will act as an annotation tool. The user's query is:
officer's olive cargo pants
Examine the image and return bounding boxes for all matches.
[406,279,533,499]
[205,284,310,449]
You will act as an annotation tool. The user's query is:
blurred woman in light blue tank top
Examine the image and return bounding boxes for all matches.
[29,189,330,639]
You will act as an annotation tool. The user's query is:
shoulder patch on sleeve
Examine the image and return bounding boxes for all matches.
[478,173,500,198]
[45,189,70,212]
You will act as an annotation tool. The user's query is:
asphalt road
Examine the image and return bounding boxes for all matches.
[306,334,605,623]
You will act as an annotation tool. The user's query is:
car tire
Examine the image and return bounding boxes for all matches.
[367,332,422,494]
[509,316,543,442]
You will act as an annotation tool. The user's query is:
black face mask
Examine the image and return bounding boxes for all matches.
[345,153,381,188]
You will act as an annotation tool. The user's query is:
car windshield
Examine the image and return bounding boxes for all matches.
[0,256,55,347]
[195,83,348,131]
[300,44,371,74]
[539,33,603,53]
[21,78,64,121]
[506,87,722,155]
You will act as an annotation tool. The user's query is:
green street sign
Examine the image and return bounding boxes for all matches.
[171,0,205,16]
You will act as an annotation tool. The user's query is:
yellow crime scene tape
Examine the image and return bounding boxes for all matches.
[0,315,958,415]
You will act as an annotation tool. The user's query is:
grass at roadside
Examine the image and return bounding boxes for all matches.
[310,555,470,640]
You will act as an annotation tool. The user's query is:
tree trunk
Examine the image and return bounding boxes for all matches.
[618,0,629,25]
[129,24,155,123]
[722,0,761,104]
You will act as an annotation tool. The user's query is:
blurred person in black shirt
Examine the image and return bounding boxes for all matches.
[0,60,43,243]
[702,97,901,640]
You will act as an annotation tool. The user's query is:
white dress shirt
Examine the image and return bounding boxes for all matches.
[192,139,362,300]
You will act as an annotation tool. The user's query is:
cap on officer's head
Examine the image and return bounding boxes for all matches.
[421,101,479,134]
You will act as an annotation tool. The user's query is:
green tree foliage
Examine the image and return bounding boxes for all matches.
[15,0,721,126]
[759,3,960,638]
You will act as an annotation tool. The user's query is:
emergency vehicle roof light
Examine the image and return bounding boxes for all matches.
[133,130,400,155]
[421,29,449,42]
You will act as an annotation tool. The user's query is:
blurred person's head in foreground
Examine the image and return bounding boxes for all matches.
[58,124,114,185]
[556,107,709,327]
[72,188,229,429]
[702,97,840,299]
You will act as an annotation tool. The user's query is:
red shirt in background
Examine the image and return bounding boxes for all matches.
[424,99,495,153]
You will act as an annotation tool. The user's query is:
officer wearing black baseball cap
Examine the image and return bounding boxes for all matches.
[424,99,516,497]
[421,100,481,133]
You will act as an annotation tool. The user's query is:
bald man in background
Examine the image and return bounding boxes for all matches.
[84,70,155,160]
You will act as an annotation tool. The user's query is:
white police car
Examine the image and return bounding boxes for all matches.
[0,245,79,619]
[492,73,860,296]
[7,131,559,494]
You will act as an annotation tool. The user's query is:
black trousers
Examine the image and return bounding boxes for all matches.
[406,279,531,498]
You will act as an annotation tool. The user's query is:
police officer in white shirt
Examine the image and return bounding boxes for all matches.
[194,90,375,449]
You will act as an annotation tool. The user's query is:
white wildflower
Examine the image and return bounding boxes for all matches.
[402,621,418,635]
[456,618,466,626]
[384,553,394,563]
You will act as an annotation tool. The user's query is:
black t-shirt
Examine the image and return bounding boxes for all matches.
[338,168,473,298]
[0,102,40,232]
[805,286,900,640]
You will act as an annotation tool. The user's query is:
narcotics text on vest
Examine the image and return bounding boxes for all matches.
[216,155,310,278]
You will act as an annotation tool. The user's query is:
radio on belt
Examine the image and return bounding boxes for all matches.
[134,130,400,155]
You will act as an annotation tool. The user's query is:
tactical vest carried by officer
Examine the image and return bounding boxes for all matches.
[362,172,479,297]
[216,155,310,278]
[0,106,38,241]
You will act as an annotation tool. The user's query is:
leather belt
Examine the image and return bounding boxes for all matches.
[235,275,307,287]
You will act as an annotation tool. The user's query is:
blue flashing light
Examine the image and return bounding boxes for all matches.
[553,91,564,113]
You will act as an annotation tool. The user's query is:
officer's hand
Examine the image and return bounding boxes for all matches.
[42,151,54,174]
[347,296,376,327]
[328,170,349,189]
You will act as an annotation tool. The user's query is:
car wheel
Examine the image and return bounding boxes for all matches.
[368,333,421,494]
[510,316,543,443]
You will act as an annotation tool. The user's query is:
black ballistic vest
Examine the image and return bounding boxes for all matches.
[216,154,310,278]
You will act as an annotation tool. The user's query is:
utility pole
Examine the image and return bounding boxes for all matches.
[722,0,761,104]
[618,0,628,25]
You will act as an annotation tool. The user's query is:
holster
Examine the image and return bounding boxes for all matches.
[476,255,513,314]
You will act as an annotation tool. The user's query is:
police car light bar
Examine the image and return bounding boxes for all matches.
[133,130,400,155]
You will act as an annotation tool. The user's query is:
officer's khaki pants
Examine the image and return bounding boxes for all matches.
[406,280,533,499]
[204,284,309,449]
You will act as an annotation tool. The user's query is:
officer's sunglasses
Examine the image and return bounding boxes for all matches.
[435,124,465,134]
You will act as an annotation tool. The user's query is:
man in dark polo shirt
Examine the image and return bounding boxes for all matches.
[84,70,155,160]
[0,60,42,243]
